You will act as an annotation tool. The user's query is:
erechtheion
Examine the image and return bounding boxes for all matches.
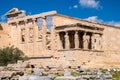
[0,8,120,68]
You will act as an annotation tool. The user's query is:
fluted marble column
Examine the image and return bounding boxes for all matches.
[16,22,20,48]
[33,18,39,57]
[75,31,79,49]
[98,34,102,50]
[42,17,47,56]
[56,32,61,50]
[91,33,95,50]
[65,32,70,50]
[24,20,29,56]
[99,34,103,50]
[83,32,87,49]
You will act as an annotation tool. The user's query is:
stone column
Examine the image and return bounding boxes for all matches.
[51,21,56,57]
[33,18,39,57]
[98,34,102,50]
[65,32,70,50]
[91,33,95,50]
[100,34,103,50]
[16,22,20,48]
[33,18,39,41]
[42,17,47,56]
[75,31,79,49]
[24,20,29,56]
[83,32,87,49]
[56,32,61,50]
[17,22,22,49]
[12,23,18,47]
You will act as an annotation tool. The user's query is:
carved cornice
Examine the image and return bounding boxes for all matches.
[55,23,104,34]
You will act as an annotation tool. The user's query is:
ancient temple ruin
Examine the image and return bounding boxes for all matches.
[0,8,120,68]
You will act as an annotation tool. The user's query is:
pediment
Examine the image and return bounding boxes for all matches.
[5,8,19,16]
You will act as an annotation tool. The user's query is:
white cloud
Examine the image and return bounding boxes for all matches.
[85,16,120,27]
[79,0,100,9]
[69,0,101,9]
[73,5,78,8]
[69,5,78,9]
[107,21,120,27]
[85,16,103,23]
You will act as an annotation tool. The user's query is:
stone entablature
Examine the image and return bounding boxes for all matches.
[8,11,57,24]
[5,8,26,21]
[55,23,104,34]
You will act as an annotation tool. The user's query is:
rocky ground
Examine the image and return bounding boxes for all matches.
[0,60,119,80]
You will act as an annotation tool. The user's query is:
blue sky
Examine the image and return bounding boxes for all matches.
[0,0,120,26]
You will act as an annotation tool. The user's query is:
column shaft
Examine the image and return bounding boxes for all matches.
[65,32,70,49]
[100,35,103,50]
[24,20,29,56]
[56,32,61,50]
[75,31,79,49]
[16,22,20,48]
[83,32,87,49]
[42,18,47,56]
[33,19,39,57]
[91,34,95,50]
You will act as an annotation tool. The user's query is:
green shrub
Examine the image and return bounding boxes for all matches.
[85,69,90,72]
[100,68,107,73]
[0,46,27,66]
[71,71,78,76]
[112,71,120,80]
[55,73,63,76]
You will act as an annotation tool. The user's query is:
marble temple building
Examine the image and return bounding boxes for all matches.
[0,8,120,68]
